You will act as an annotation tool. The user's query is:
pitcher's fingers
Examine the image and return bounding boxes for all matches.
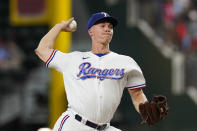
[67,17,74,24]
[61,17,74,25]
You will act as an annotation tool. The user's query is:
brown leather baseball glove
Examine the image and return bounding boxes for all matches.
[139,95,169,126]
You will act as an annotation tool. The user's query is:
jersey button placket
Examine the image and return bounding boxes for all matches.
[97,57,103,121]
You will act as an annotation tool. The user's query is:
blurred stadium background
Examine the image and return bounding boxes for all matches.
[0,0,197,131]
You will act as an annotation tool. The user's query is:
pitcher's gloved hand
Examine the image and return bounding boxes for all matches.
[139,95,169,126]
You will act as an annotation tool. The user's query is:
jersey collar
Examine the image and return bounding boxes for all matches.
[89,51,113,58]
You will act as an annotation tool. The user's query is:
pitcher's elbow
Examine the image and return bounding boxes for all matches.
[34,47,44,60]
[34,48,40,56]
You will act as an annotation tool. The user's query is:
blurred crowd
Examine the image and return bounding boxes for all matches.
[161,0,197,55]
[0,34,24,72]
[140,0,197,88]
[145,0,197,57]
[160,0,197,88]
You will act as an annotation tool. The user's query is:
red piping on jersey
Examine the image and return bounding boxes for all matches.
[46,49,57,67]
[129,85,146,90]
[126,83,146,90]
[45,49,55,65]
[58,114,70,131]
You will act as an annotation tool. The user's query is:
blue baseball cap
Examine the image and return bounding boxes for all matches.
[87,12,118,30]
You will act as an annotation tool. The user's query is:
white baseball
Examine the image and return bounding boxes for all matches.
[69,20,77,30]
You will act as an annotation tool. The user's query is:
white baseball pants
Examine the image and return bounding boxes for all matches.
[52,110,121,131]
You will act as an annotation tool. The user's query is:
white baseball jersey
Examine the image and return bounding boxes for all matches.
[46,50,146,124]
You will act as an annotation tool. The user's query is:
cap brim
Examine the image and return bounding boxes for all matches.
[94,17,118,28]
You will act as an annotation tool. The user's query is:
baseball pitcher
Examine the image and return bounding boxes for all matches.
[35,12,168,131]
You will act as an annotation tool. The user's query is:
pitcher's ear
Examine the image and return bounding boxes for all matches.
[88,29,93,36]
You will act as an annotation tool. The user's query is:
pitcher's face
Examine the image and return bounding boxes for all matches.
[89,22,113,45]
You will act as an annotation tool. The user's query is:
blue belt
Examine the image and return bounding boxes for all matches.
[75,114,107,130]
